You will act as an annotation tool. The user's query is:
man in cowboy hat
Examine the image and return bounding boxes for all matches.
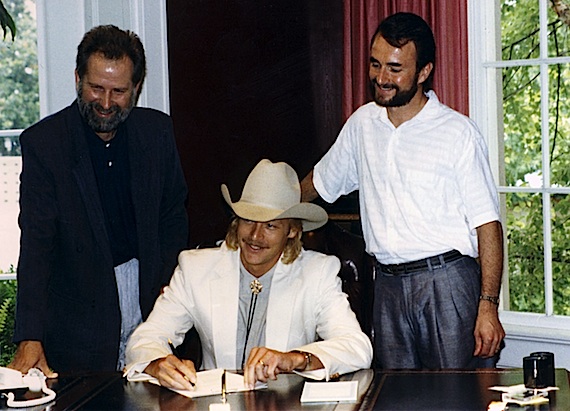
[124,159,372,390]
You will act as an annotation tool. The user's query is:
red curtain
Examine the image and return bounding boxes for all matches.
[342,0,469,120]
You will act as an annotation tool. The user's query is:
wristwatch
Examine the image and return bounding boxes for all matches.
[479,294,500,305]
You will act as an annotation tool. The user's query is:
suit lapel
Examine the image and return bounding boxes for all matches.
[210,250,240,368]
[265,260,301,351]
[69,104,113,269]
[125,121,153,262]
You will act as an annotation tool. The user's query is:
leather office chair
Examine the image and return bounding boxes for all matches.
[302,221,374,339]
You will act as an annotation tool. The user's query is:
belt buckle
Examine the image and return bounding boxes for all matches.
[429,255,443,270]
[385,265,397,275]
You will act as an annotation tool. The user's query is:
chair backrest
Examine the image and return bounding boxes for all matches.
[303,221,373,339]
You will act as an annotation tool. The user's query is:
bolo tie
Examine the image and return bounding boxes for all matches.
[240,279,263,369]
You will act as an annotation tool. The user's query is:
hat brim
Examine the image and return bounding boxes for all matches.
[221,184,327,231]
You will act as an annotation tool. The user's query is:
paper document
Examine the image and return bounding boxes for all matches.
[488,383,558,407]
[133,368,266,398]
[300,380,358,403]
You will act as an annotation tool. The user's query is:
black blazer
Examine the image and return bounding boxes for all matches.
[14,101,188,373]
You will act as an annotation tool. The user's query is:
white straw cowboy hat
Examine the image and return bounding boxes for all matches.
[221,159,328,232]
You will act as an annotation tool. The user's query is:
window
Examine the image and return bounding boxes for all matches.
[0,0,38,272]
[471,0,570,322]
[499,0,570,318]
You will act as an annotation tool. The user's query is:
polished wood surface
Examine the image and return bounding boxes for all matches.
[362,369,570,411]
[1,369,568,410]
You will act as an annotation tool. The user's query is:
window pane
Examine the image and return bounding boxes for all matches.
[501,0,540,61]
[506,192,545,313]
[548,1,570,58]
[552,193,570,315]
[549,62,570,187]
[502,65,542,187]
[0,0,39,132]
[0,0,37,271]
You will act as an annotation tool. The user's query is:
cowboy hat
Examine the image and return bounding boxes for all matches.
[221,159,328,231]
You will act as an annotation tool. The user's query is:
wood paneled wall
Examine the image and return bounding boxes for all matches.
[167,0,343,246]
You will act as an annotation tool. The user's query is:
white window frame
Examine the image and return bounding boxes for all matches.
[469,0,570,368]
[36,0,170,117]
[1,0,170,274]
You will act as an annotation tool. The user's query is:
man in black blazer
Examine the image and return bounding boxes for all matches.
[8,25,188,375]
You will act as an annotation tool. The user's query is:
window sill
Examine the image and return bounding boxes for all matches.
[498,311,570,369]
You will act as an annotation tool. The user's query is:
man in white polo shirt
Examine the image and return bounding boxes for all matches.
[301,12,505,369]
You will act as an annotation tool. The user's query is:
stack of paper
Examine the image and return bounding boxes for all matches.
[300,381,359,403]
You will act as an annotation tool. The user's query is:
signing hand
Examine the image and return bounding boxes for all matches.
[144,354,196,390]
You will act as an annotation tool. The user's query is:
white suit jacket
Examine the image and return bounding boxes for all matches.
[125,242,372,380]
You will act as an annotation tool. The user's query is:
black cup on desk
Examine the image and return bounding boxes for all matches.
[530,351,555,387]
[523,352,555,388]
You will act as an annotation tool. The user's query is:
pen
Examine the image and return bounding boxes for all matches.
[222,369,226,403]
[168,338,179,357]
[168,338,195,388]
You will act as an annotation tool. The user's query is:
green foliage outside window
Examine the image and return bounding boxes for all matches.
[0,267,17,366]
[501,0,570,315]
[0,0,38,156]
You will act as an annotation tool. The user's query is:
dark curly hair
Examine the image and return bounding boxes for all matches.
[76,25,146,93]
[372,12,436,91]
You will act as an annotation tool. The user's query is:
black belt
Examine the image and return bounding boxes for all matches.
[377,250,463,275]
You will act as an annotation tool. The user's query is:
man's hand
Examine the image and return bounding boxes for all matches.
[144,355,196,390]
[473,302,505,358]
[244,347,322,389]
[7,340,58,378]
[474,221,505,359]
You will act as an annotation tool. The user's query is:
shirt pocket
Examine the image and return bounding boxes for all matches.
[401,169,448,221]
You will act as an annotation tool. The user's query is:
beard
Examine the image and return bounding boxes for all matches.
[77,80,136,134]
[369,73,420,108]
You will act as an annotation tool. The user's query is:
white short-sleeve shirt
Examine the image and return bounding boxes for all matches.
[313,91,500,264]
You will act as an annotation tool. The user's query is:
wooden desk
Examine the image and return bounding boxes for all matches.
[362,369,570,411]
[1,369,568,410]
[70,370,373,411]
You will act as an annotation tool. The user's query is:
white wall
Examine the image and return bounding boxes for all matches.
[36,0,170,117]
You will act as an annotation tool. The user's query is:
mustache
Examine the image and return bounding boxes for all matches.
[242,238,267,248]
[91,102,121,115]
[374,80,398,90]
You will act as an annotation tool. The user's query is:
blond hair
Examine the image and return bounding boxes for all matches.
[225,218,303,264]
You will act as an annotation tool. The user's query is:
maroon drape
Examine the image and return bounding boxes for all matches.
[342,0,469,120]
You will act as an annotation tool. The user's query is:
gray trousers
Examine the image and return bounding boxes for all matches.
[373,254,495,369]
